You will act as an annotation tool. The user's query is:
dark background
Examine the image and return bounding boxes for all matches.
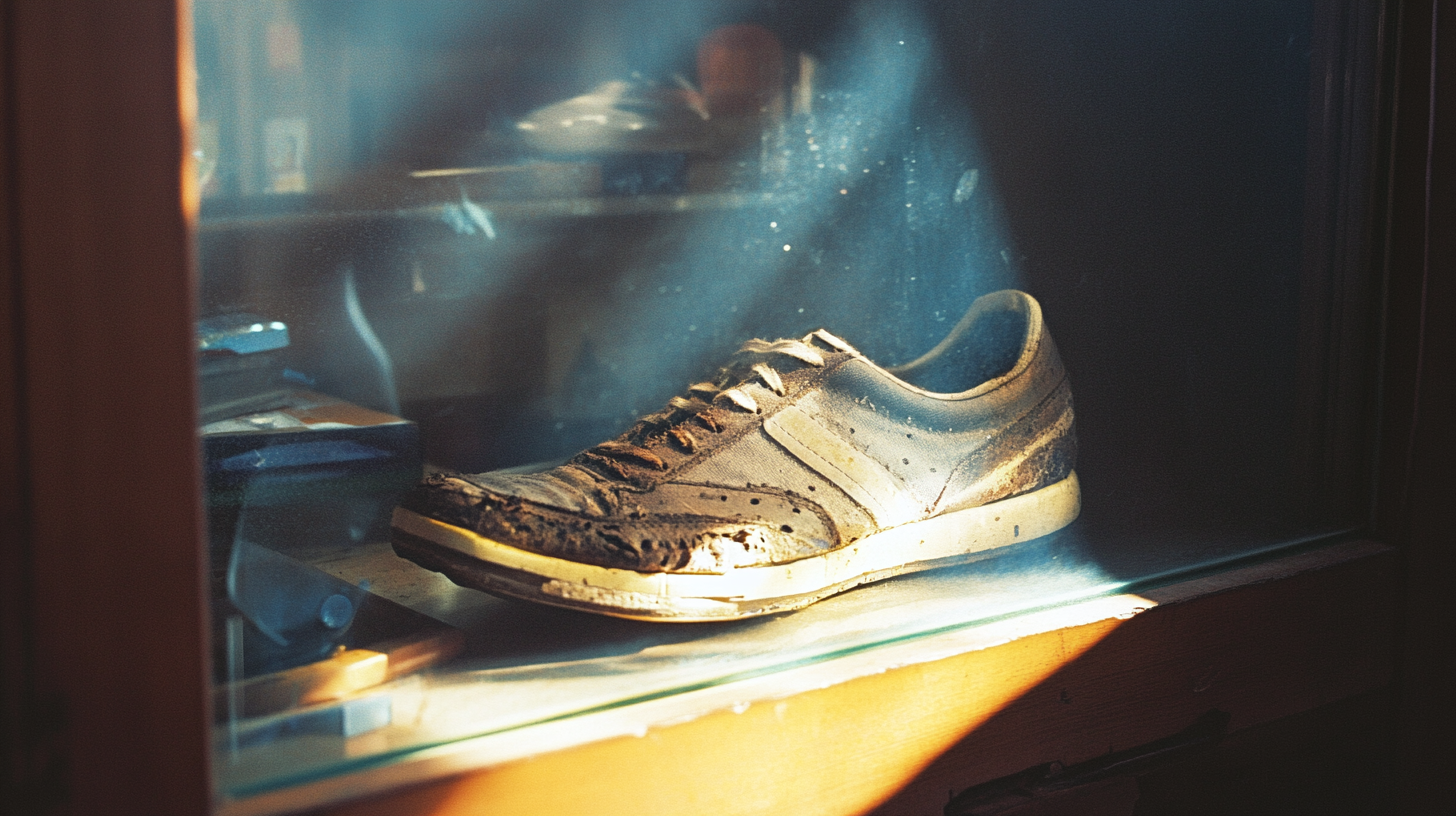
[198,0,1328,545]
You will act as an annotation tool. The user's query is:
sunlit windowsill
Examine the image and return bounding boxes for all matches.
[214,537,1394,816]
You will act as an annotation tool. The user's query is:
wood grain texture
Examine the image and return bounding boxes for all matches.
[1379,4,1456,814]
[4,2,210,813]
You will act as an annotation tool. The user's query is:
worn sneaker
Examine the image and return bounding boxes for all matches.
[392,290,1079,621]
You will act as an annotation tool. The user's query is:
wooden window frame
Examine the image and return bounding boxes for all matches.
[2,1,1450,813]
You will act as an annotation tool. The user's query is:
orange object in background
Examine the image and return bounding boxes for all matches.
[697,24,785,117]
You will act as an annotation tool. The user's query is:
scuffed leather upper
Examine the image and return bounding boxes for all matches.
[399,290,1076,574]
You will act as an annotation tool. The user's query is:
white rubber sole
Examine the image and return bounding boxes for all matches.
[392,471,1080,621]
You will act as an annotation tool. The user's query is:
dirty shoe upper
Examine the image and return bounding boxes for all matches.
[396,290,1077,586]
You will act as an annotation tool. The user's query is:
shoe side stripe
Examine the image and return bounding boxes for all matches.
[764,405,922,527]
[937,403,1075,514]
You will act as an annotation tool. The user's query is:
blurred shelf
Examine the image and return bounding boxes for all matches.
[198,191,778,234]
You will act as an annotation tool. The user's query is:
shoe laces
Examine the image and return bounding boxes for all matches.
[584,330,852,476]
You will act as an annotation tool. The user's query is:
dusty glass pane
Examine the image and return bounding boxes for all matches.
[193,0,1361,803]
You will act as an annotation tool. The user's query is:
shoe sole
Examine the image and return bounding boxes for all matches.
[392,471,1080,622]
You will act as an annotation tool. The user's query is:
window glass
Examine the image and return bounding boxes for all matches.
[194,0,1365,802]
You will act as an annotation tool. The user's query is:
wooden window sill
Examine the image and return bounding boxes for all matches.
[219,538,1393,816]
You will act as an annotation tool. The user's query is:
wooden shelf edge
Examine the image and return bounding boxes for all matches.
[215,537,1394,816]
